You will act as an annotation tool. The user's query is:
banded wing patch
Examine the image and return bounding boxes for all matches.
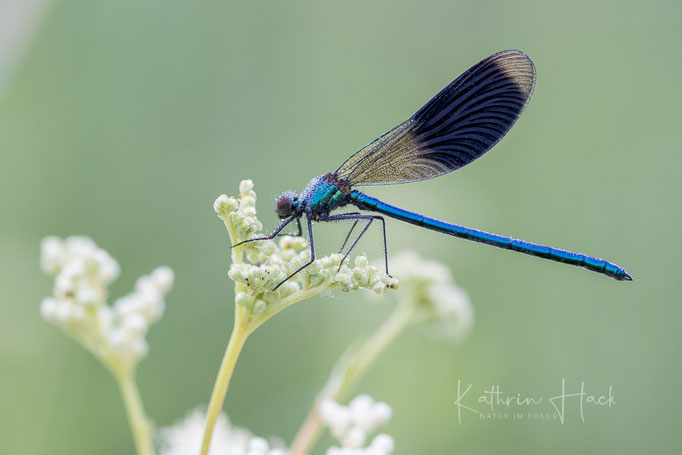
[335,50,536,186]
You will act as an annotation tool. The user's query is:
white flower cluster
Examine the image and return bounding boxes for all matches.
[389,250,473,343]
[214,180,397,320]
[40,236,173,369]
[41,236,120,304]
[320,395,394,455]
[158,409,287,455]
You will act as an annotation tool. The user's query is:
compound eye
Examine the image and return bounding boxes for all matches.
[275,191,296,218]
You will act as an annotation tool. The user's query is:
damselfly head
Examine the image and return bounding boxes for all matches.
[275,191,298,218]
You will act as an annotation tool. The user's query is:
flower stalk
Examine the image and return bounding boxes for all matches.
[200,317,249,455]
[39,236,174,455]
[201,180,398,455]
[116,369,155,455]
[289,297,416,455]
[290,251,474,454]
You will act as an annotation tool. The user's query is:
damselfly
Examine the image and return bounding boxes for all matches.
[237,50,632,289]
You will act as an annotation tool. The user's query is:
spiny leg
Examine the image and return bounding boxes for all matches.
[341,218,373,270]
[232,215,297,248]
[273,216,315,291]
[343,215,390,274]
[337,212,362,253]
[277,218,302,238]
[325,214,390,275]
[376,215,389,276]
[339,220,360,252]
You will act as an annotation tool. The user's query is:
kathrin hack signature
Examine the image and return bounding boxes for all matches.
[454,379,615,423]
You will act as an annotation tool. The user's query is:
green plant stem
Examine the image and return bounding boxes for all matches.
[289,297,416,455]
[200,204,252,455]
[199,284,328,455]
[114,369,155,455]
[206,203,401,455]
[248,284,329,331]
[200,317,249,455]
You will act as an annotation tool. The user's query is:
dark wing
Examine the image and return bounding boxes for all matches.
[335,50,535,186]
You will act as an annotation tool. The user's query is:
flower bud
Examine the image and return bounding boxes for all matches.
[252,300,266,315]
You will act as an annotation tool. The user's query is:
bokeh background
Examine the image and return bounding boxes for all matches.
[1,0,680,454]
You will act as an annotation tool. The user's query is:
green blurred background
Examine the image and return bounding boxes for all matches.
[1,0,680,453]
